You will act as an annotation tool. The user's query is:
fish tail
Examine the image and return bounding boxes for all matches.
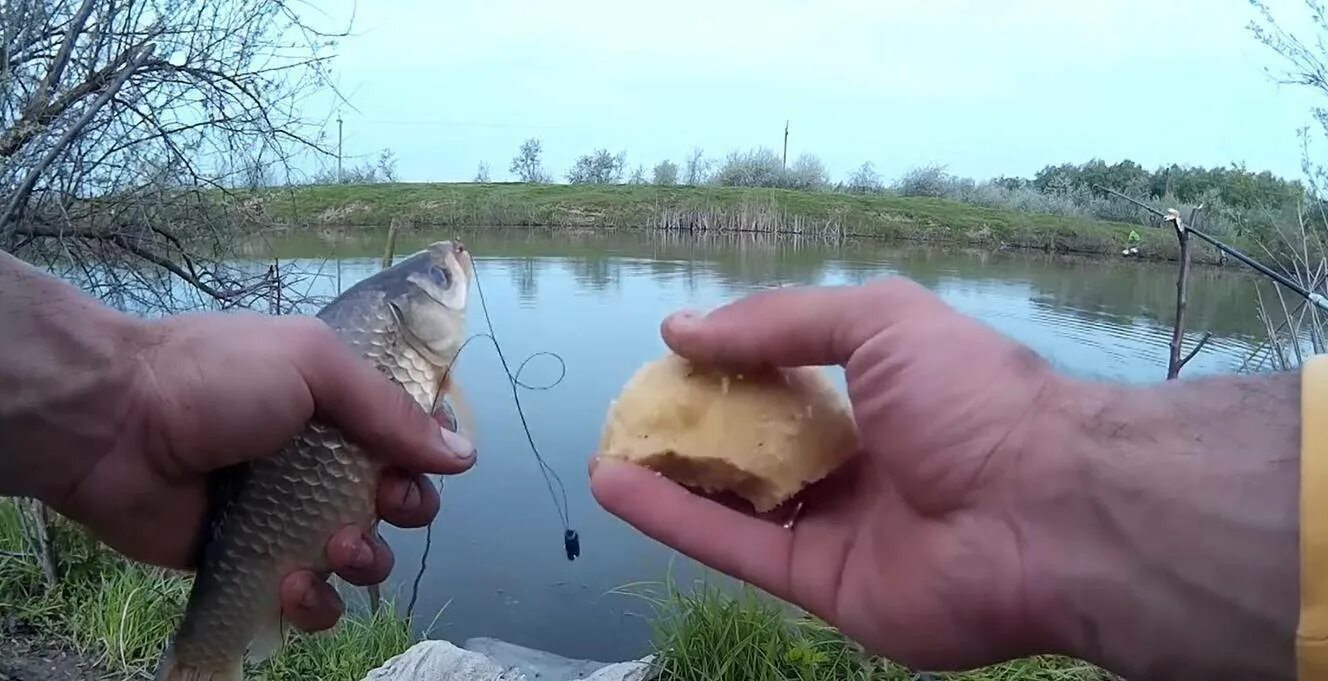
[244,603,289,665]
[152,643,243,681]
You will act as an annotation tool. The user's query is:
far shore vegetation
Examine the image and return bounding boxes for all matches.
[243,144,1318,267]
[1,498,1115,680]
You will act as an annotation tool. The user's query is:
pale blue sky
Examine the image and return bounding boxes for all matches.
[295,0,1327,186]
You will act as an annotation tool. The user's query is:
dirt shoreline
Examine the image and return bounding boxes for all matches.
[0,629,110,681]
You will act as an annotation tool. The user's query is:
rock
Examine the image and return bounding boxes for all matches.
[360,640,527,681]
[582,657,656,681]
[462,637,610,679]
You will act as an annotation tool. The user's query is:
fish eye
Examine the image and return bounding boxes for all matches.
[428,264,452,288]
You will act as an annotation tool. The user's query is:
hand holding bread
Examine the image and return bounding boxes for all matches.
[590,277,1065,673]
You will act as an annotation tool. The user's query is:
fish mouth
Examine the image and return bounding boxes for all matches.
[452,240,474,283]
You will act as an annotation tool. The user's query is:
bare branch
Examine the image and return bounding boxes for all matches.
[2,42,154,235]
[14,224,250,303]
[1178,332,1214,370]
[26,0,99,120]
[1,0,352,316]
[0,36,152,157]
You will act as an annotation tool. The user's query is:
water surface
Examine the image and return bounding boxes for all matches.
[258,226,1272,662]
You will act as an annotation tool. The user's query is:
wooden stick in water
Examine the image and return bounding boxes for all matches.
[380,219,400,271]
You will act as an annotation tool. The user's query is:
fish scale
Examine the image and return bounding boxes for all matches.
[154,241,473,681]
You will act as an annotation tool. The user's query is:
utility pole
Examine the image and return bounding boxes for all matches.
[783,120,789,169]
[336,114,343,183]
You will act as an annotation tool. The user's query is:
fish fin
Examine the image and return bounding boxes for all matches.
[443,378,478,443]
[244,607,289,665]
[153,644,243,681]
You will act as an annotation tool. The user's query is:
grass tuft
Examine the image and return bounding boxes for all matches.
[0,499,414,680]
[613,573,1117,681]
[254,599,413,681]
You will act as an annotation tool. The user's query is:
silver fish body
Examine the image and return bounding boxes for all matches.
[154,240,474,681]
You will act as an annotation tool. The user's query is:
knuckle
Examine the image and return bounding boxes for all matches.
[285,315,338,350]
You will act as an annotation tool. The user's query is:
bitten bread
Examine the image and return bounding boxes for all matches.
[597,352,859,512]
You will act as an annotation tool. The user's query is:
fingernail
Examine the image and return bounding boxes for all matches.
[349,539,374,569]
[438,426,475,460]
[400,479,422,510]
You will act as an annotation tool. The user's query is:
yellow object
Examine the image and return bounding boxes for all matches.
[1302,356,1328,679]
[598,352,859,513]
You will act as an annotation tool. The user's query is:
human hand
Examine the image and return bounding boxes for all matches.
[45,311,476,634]
[592,276,1303,679]
[590,277,1065,670]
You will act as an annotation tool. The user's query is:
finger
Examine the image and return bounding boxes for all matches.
[661,277,934,369]
[377,469,440,528]
[290,317,477,474]
[589,457,794,596]
[326,525,395,586]
[279,570,344,633]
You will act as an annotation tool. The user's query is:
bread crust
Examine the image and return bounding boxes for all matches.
[598,352,859,512]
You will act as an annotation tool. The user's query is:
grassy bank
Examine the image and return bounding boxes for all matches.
[2,500,1109,680]
[253,182,1234,264]
[0,500,411,680]
[622,578,1113,681]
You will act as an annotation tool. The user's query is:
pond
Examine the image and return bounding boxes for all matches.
[256,226,1273,663]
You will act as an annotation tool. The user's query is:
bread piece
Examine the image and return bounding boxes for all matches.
[598,352,859,512]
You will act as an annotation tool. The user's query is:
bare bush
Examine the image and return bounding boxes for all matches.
[510,137,549,183]
[784,153,829,191]
[566,148,627,184]
[709,147,786,188]
[683,147,711,185]
[846,162,884,194]
[894,164,959,198]
[653,159,678,186]
[1,0,351,315]
[309,148,399,185]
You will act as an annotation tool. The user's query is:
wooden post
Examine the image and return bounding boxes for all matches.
[380,218,400,270]
[272,258,281,314]
[17,499,59,589]
[1166,209,1190,380]
[782,120,789,169]
[1165,206,1212,380]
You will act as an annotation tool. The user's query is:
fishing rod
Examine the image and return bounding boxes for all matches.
[1093,184,1328,313]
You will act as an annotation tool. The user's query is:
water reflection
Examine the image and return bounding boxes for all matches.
[240,226,1275,662]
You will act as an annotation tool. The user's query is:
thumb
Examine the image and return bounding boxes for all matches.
[661,277,930,369]
[294,319,476,475]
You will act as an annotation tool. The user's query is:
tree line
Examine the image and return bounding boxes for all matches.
[480,137,1310,239]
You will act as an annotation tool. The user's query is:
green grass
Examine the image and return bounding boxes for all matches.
[614,575,1116,681]
[247,182,1236,263]
[0,500,412,680]
[5,500,1113,681]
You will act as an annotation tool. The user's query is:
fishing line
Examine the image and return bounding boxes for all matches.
[450,262,574,534]
[407,255,578,623]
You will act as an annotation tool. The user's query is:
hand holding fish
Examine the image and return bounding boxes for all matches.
[1,245,477,678]
[91,310,475,631]
[591,276,1302,681]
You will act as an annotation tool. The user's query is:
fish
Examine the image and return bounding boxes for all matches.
[153,240,475,681]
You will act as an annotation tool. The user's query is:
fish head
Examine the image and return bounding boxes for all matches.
[385,240,474,366]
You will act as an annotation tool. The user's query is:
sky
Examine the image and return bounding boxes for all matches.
[288,0,1328,186]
